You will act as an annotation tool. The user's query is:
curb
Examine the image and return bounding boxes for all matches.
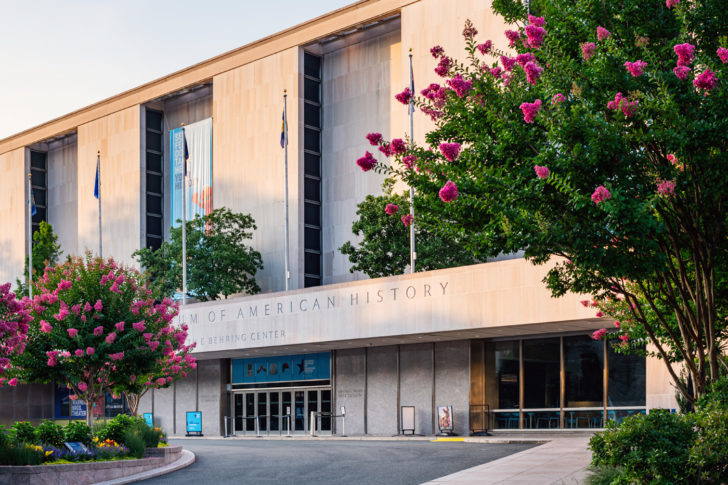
[93,449,195,485]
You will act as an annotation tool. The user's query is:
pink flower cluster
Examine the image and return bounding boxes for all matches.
[401,214,414,227]
[606,92,638,117]
[596,26,610,41]
[718,47,728,63]
[505,30,521,47]
[356,151,377,172]
[624,60,647,77]
[366,133,383,146]
[674,43,695,66]
[516,53,536,67]
[439,142,461,162]
[385,204,399,215]
[430,46,444,58]
[439,181,459,202]
[524,62,544,85]
[673,66,691,80]
[591,185,611,204]
[477,41,492,55]
[0,284,31,381]
[581,42,596,61]
[657,179,676,196]
[591,328,607,340]
[525,16,546,49]
[402,155,417,169]
[447,75,473,98]
[667,154,684,171]
[395,87,413,105]
[500,56,517,72]
[534,165,549,179]
[391,138,407,155]
[434,56,452,77]
[519,99,542,123]
[421,83,448,107]
[666,0,680,8]
[693,69,717,92]
[551,93,566,104]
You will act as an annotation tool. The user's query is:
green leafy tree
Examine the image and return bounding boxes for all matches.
[15,221,62,297]
[340,180,479,277]
[359,0,728,402]
[134,207,264,301]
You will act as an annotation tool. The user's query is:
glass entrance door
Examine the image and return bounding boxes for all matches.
[233,388,332,436]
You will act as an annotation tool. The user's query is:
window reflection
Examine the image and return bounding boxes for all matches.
[523,338,560,409]
[564,336,604,407]
[608,344,646,406]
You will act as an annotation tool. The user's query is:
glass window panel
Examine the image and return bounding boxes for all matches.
[304,276,320,288]
[294,391,305,430]
[493,411,520,429]
[245,394,255,431]
[269,392,279,431]
[523,411,561,429]
[305,227,321,251]
[147,152,162,173]
[304,103,321,127]
[146,215,162,236]
[304,153,320,177]
[146,109,163,130]
[146,132,162,152]
[304,78,320,103]
[304,128,321,153]
[32,189,46,207]
[146,235,162,251]
[564,410,604,428]
[305,251,321,276]
[257,393,267,431]
[30,151,47,169]
[304,53,321,78]
[32,207,46,224]
[146,173,162,195]
[304,177,320,202]
[484,341,519,409]
[305,202,321,227]
[606,409,645,425]
[565,335,604,407]
[147,195,162,215]
[523,338,560,409]
[608,344,646,407]
[31,170,46,187]
[321,390,331,431]
[234,394,243,432]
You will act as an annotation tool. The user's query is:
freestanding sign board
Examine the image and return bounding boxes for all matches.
[143,413,154,428]
[437,406,456,436]
[186,411,203,436]
[401,406,415,435]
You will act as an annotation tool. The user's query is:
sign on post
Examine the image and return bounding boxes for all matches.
[437,406,456,436]
[186,411,203,436]
[143,413,154,428]
[401,406,416,435]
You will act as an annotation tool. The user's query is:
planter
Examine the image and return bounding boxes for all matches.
[0,445,183,485]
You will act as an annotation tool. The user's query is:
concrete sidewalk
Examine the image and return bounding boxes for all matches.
[424,436,592,485]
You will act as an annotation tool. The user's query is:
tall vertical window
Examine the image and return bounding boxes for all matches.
[303,52,322,287]
[29,150,47,237]
[145,109,164,250]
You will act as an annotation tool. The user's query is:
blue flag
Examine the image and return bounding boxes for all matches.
[31,190,37,216]
[93,159,99,199]
[182,127,189,176]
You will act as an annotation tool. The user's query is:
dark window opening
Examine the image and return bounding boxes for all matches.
[145,108,164,250]
[303,52,322,288]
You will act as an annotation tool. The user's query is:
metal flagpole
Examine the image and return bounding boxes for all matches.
[408,49,416,273]
[27,170,33,298]
[181,125,187,306]
[97,151,102,258]
[283,90,291,291]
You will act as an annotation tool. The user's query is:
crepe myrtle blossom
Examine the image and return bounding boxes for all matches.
[447,75,473,98]
[395,87,412,105]
[390,138,407,155]
[534,165,549,179]
[401,214,414,228]
[434,56,452,77]
[624,60,647,77]
[657,179,676,196]
[596,26,611,41]
[477,41,492,55]
[591,328,608,340]
[591,185,612,204]
[694,69,717,92]
[402,154,417,169]
[439,143,461,162]
[596,310,604,318]
[504,30,521,47]
[524,62,544,85]
[614,321,621,328]
[673,66,691,80]
[365,132,383,146]
[666,0,680,7]
[718,47,728,63]
[674,43,695,66]
[67,328,78,338]
[489,67,502,78]
[581,42,596,61]
[356,151,377,172]
[667,154,684,171]
[525,23,546,49]
[500,56,517,72]
[519,99,542,123]
[430,45,444,58]
[385,204,399,215]
[621,99,639,117]
[439,181,459,202]
[551,93,566,104]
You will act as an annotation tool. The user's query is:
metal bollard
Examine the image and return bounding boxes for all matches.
[310,411,316,437]
[342,414,346,437]
[287,415,291,437]
[256,416,260,437]
[224,416,228,438]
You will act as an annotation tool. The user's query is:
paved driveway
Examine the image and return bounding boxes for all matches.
[141,439,536,485]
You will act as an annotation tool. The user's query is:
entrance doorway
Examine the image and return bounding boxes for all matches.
[233,388,332,435]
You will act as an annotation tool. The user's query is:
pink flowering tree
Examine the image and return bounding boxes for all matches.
[0,284,32,387]
[358,1,728,402]
[11,254,194,426]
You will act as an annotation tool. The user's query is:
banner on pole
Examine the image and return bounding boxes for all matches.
[170,118,213,228]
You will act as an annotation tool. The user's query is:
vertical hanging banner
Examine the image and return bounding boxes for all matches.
[170,118,213,227]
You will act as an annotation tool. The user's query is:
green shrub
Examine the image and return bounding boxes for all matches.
[0,443,44,466]
[0,426,9,449]
[585,465,626,485]
[689,404,728,483]
[122,428,146,459]
[64,421,93,446]
[95,414,144,444]
[36,420,65,448]
[9,421,36,445]
[589,410,695,485]
[695,376,728,412]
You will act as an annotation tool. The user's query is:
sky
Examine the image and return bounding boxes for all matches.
[0,0,353,140]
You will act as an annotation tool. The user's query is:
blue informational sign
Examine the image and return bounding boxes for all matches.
[232,352,330,384]
[186,411,202,434]
[143,413,154,428]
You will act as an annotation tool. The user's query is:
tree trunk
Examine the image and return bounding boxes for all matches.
[124,390,148,417]
[85,399,94,428]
